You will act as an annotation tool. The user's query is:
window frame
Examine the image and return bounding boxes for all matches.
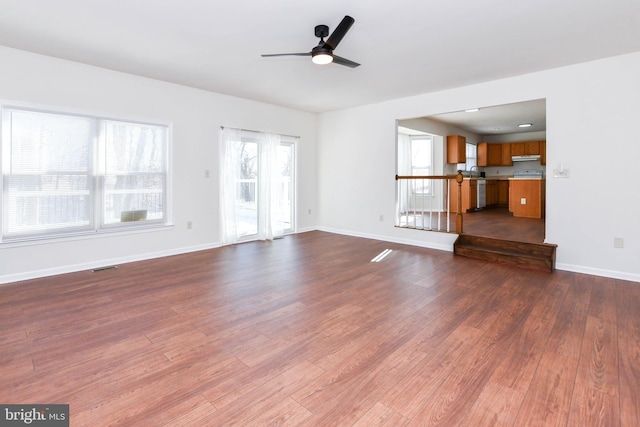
[1,104,172,243]
[458,142,477,171]
[409,135,434,196]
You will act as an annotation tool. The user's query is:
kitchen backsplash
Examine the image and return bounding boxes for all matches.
[446,160,546,176]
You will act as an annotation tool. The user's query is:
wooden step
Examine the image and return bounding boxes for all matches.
[454,234,557,272]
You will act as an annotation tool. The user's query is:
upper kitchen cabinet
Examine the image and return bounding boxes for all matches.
[510,142,524,156]
[447,135,466,164]
[500,143,512,166]
[511,141,541,156]
[477,143,501,166]
[540,141,546,165]
[478,142,511,166]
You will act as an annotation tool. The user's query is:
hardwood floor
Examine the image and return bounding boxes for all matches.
[400,206,545,244]
[462,207,545,244]
[1,231,638,426]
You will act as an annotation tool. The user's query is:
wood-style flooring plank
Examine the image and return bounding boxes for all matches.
[404,276,542,426]
[567,277,620,426]
[513,351,579,427]
[616,280,640,426]
[381,325,486,419]
[352,402,410,427]
[0,231,637,426]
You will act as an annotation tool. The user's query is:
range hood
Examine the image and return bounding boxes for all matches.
[512,155,541,162]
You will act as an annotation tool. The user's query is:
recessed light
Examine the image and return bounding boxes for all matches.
[518,123,533,128]
[465,108,479,113]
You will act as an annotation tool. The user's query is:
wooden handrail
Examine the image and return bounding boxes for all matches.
[395,174,459,180]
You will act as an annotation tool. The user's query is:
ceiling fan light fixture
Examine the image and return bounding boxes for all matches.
[312,49,333,65]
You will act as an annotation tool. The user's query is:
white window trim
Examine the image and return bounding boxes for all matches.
[0,103,173,244]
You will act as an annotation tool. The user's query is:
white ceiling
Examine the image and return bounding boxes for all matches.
[428,99,547,136]
[0,0,639,113]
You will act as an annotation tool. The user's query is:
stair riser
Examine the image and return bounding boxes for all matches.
[459,244,554,258]
[455,247,553,272]
[459,238,555,256]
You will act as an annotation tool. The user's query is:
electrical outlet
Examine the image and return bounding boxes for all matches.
[187,221,193,229]
[520,198,527,205]
[614,237,624,249]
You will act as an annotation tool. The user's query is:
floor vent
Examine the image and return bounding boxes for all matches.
[91,266,118,273]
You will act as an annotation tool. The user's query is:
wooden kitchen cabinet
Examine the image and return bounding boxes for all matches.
[511,141,541,156]
[447,135,466,164]
[477,143,502,167]
[449,179,476,212]
[525,141,540,155]
[498,180,509,206]
[477,143,488,166]
[511,142,525,156]
[540,141,546,165]
[486,180,498,206]
[500,143,512,166]
[509,179,545,218]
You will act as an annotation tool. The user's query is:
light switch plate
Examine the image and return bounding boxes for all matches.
[520,198,526,205]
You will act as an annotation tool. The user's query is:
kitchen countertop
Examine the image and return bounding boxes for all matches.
[459,176,511,181]
[458,175,545,181]
[508,176,545,180]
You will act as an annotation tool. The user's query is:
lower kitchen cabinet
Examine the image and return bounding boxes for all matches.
[498,180,509,206]
[449,179,477,212]
[509,179,545,218]
[486,180,498,206]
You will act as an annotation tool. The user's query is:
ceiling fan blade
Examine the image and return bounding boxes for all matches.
[332,54,360,68]
[324,15,355,50]
[261,53,311,58]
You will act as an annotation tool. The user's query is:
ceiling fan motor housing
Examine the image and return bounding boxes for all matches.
[315,25,329,38]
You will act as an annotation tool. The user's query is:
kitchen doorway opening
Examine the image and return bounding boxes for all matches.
[396,98,547,244]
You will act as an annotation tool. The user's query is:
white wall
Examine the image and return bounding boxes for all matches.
[317,51,640,282]
[2,46,639,284]
[0,46,318,284]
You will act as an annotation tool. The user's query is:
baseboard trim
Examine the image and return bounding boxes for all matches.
[0,242,222,286]
[555,262,640,283]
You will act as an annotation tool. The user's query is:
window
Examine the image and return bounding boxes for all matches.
[1,107,169,242]
[410,135,433,194]
[457,142,476,171]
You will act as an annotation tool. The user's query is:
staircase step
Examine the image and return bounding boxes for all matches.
[454,234,557,272]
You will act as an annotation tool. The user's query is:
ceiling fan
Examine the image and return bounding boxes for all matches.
[261,15,360,68]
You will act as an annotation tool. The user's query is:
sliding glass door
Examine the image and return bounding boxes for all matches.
[237,138,259,237]
[220,128,295,244]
